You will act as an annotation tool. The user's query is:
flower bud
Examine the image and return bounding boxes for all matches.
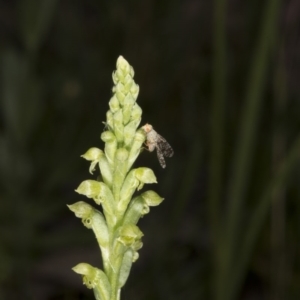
[108,95,120,113]
[124,119,140,148]
[98,155,113,187]
[122,94,135,125]
[123,74,134,92]
[115,82,126,96]
[112,71,118,85]
[106,111,114,131]
[101,131,117,167]
[116,56,131,74]
[130,83,139,99]
[127,130,145,171]
[112,148,129,203]
[114,69,124,83]
[130,103,142,122]
[113,109,124,143]
[115,90,126,105]
[129,66,134,77]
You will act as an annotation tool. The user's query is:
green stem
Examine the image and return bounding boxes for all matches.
[109,240,125,300]
[221,0,281,298]
[270,44,287,300]
[230,133,300,299]
[210,0,226,297]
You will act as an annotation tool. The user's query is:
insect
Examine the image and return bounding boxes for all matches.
[142,123,174,168]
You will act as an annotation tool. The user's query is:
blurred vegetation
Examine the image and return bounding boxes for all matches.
[0,0,300,299]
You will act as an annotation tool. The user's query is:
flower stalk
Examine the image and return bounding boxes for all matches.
[69,56,164,300]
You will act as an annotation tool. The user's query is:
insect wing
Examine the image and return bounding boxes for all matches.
[156,134,174,158]
[156,147,166,168]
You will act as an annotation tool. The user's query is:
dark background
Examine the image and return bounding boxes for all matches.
[1,0,300,299]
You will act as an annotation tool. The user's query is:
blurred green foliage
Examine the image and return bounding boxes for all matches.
[1,0,300,299]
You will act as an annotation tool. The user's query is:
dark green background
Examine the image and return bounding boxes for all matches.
[1,0,300,299]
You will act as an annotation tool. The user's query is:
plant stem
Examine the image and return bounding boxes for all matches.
[210,0,227,297]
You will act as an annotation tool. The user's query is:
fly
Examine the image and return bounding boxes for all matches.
[142,123,174,168]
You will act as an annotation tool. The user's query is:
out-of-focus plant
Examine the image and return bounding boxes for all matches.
[69,56,164,300]
[208,0,300,300]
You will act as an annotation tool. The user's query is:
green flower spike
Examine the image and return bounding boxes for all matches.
[69,56,166,300]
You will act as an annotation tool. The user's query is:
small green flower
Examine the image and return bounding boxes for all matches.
[80,150,113,186]
[68,201,109,244]
[117,168,157,217]
[67,201,94,219]
[117,223,143,248]
[141,190,164,207]
[72,263,111,300]
[122,190,164,225]
[75,180,102,200]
